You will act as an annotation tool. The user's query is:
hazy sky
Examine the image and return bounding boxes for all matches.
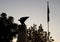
[0,0,60,42]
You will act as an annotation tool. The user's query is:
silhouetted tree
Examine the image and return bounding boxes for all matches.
[0,13,8,42]
[6,16,18,42]
[26,24,54,42]
[0,13,18,42]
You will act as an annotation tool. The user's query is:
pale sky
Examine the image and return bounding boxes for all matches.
[0,0,60,42]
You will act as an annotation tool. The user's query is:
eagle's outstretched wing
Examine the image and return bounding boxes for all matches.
[18,17,29,24]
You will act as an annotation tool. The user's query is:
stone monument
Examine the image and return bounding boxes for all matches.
[17,17,29,42]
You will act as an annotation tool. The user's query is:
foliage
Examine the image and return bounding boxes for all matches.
[0,13,18,42]
[26,24,54,42]
[0,13,54,42]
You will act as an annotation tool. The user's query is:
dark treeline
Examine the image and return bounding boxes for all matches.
[26,24,54,42]
[0,13,18,42]
[0,12,54,42]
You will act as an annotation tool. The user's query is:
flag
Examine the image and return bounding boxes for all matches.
[47,1,50,22]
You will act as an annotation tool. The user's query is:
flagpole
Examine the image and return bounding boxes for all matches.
[47,1,50,42]
[47,21,49,42]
